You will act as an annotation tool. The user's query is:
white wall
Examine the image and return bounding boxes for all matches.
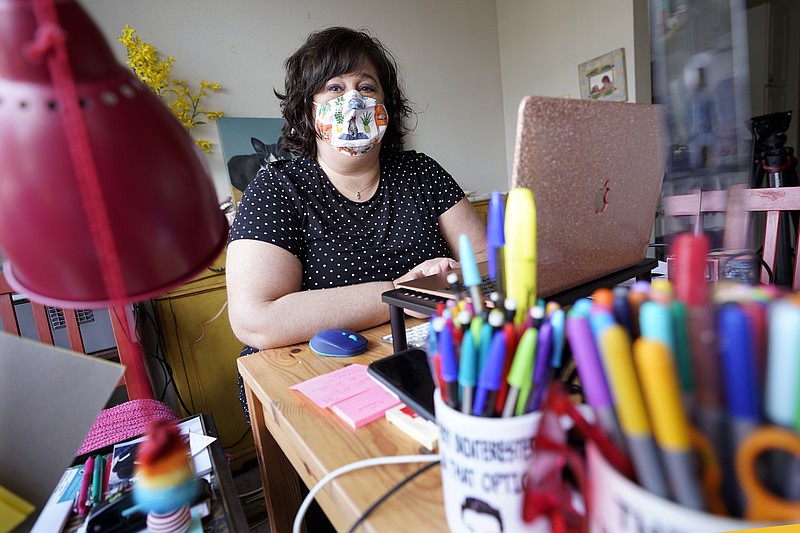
[80,0,508,196]
[496,0,649,178]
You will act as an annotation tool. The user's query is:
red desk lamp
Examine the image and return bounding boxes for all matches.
[0,0,228,309]
[0,0,228,401]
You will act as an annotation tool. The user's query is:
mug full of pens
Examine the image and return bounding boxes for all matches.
[435,390,550,533]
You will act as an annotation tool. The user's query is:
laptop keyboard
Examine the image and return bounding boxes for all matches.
[456,275,496,299]
[382,322,430,349]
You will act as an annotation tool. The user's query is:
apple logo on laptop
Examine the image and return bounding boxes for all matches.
[593,180,610,214]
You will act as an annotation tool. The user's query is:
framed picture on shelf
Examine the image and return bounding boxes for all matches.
[216,117,294,205]
[578,48,628,102]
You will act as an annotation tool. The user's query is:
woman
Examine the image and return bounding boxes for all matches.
[226,26,487,353]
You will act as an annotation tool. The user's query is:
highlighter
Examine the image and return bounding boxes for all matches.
[599,325,668,499]
[635,338,706,510]
[501,327,537,418]
[459,234,484,316]
[504,187,536,323]
[76,455,95,515]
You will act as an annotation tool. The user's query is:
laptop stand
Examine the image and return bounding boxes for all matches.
[381,257,658,354]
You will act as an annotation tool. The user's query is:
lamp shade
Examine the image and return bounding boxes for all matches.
[0,0,227,308]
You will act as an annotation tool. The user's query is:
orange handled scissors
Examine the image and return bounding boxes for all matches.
[736,426,800,522]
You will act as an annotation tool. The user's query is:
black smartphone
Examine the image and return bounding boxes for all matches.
[368,348,436,422]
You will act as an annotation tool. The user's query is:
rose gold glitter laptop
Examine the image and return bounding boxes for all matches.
[398,96,666,302]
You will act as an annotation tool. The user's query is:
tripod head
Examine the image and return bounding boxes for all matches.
[748,111,793,166]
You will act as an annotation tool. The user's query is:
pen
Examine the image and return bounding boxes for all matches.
[447,271,464,302]
[588,308,615,342]
[504,187,537,323]
[495,320,519,415]
[459,234,484,316]
[548,308,565,379]
[525,320,553,414]
[76,455,94,515]
[478,319,494,377]
[473,331,507,417]
[599,325,669,499]
[502,327,537,417]
[565,310,623,448]
[439,326,460,410]
[458,329,478,415]
[487,190,506,298]
[635,338,706,510]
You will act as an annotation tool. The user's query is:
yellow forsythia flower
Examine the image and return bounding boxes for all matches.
[118,25,224,152]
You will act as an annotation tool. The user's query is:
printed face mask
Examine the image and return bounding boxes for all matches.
[314,90,388,156]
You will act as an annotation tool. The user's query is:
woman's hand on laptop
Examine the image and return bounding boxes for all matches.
[394,258,460,318]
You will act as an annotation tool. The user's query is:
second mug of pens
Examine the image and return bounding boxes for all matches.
[435,390,552,533]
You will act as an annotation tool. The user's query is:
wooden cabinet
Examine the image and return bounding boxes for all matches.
[470,196,490,225]
[153,250,255,471]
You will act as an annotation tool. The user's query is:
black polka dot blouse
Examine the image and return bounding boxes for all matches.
[228,150,465,290]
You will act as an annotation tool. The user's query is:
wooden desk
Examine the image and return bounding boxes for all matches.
[238,321,447,533]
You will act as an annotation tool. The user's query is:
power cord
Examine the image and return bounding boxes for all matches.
[293,454,441,533]
[346,460,440,533]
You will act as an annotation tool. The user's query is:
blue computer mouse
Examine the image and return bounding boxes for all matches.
[309,328,368,357]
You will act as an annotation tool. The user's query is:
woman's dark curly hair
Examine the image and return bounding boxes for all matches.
[275,27,413,158]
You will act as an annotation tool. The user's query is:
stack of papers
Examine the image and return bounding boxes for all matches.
[290,365,400,429]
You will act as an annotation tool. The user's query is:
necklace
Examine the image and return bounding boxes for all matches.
[344,174,380,200]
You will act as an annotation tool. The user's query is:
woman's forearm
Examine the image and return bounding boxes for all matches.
[230,280,396,350]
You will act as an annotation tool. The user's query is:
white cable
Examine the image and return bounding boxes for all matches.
[292,453,442,533]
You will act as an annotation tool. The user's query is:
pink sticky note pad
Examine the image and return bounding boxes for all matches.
[290,364,375,408]
[330,386,401,429]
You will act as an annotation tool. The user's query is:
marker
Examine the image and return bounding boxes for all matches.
[718,303,759,516]
[526,320,553,414]
[487,190,506,298]
[591,287,614,310]
[504,187,536,322]
[765,300,800,499]
[635,338,706,510]
[91,454,104,506]
[458,330,478,415]
[478,319,494,375]
[502,327,537,418]
[599,325,669,499]
[439,326,460,409]
[565,310,623,448]
[473,331,507,417]
[503,297,517,324]
[670,300,694,410]
[76,455,94,515]
[459,234,484,316]
[588,308,615,342]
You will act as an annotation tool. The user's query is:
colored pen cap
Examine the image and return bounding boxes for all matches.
[569,298,592,318]
[458,329,479,387]
[549,309,566,368]
[671,231,711,306]
[487,191,506,281]
[638,300,675,354]
[533,320,554,379]
[765,300,800,428]
[588,308,615,339]
[591,287,614,310]
[458,234,481,287]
